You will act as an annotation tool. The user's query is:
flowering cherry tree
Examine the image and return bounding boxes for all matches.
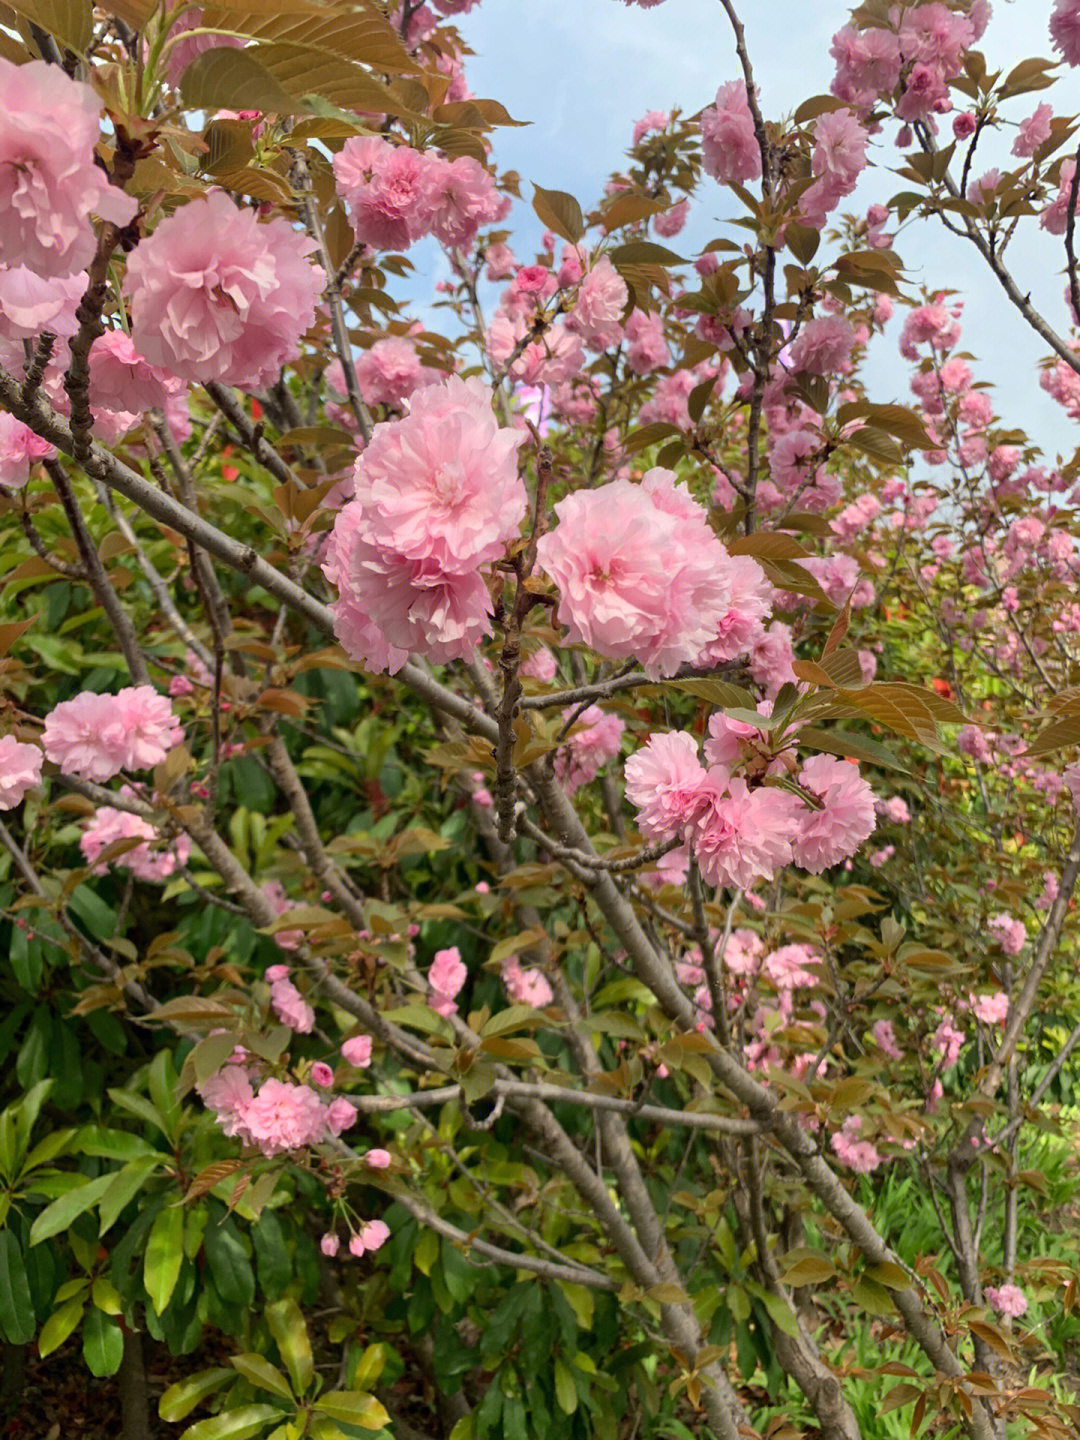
[3,3,1080,1440]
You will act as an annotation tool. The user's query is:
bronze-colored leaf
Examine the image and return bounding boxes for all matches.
[532,184,584,244]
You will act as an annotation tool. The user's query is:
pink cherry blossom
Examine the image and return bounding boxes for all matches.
[0,736,43,809]
[0,265,84,342]
[830,25,902,113]
[830,1116,882,1173]
[320,1233,340,1257]
[333,138,438,252]
[762,944,821,990]
[1013,103,1053,158]
[270,977,315,1034]
[430,946,467,1001]
[42,687,182,783]
[972,992,1009,1025]
[792,754,876,873]
[0,413,55,490]
[310,1062,335,1089]
[325,1097,359,1135]
[352,338,432,409]
[520,646,558,682]
[567,257,628,350]
[988,913,1027,955]
[352,376,525,574]
[364,1148,393,1169]
[353,1219,391,1254]
[88,329,183,415]
[536,476,735,679]
[262,879,304,951]
[625,731,712,841]
[624,309,670,374]
[125,190,322,388]
[1042,160,1080,235]
[984,1284,1028,1318]
[423,155,501,248]
[653,198,688,237]
[0,58,137,278]
[502,955,554,1008]
[239,1079,329,1156]
[80,801,190,882]
[1051,0,1080,66]
[871,1019,904,1059]
[700,81,762,185]
[554,705,625,795]
[788,316,856,375]
[197,1066,255,1139]
[692,777,803,891]
[342,1034,373,1067]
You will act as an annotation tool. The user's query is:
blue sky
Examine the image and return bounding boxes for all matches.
[424,0,1080,463]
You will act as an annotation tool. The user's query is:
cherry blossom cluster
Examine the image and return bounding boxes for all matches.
[333,136,503,254]
[323,376,526,669]
[626,730,876,890]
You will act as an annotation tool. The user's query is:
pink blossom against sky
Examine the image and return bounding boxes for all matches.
[445,1,1075,450]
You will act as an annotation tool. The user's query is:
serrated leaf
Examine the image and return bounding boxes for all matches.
[10,0,92,53]
[795,726,909,773]
[532,184,584,243]
[778,1255,836,1287]
[866,1262,913,1290]
[180,46,298,114]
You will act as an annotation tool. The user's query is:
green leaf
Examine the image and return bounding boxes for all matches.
[851,1277,895,1316]
[266,1296,314,1395]
[180,45,299,114]
[231,1353,294,1401]
[145,1204,185,1316]
[313,1392,391,1429]
[83,1307,124,1377]
[107,1088,170,1136]
[77,1126,161,1160]
[609,240,686,267]
[91,1277,124,1315]
[100,1157,162,1235]
[159,1368,234,1423]
[865,1261,913,1290]
[760,1290,800,1338]
[179,1405,287,1440]
[204,1219,256,1308]
[554,1358,577,1415]
[794,726,910,774]
[37,1298,84,1356]
[778,1255,836,1287]
[200,2,419,73]
[531,184,584,244]
[29,1171,113,1246]
[9,0,93,54]
[14,1079,53,1167]
[0,1231,36,1344]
